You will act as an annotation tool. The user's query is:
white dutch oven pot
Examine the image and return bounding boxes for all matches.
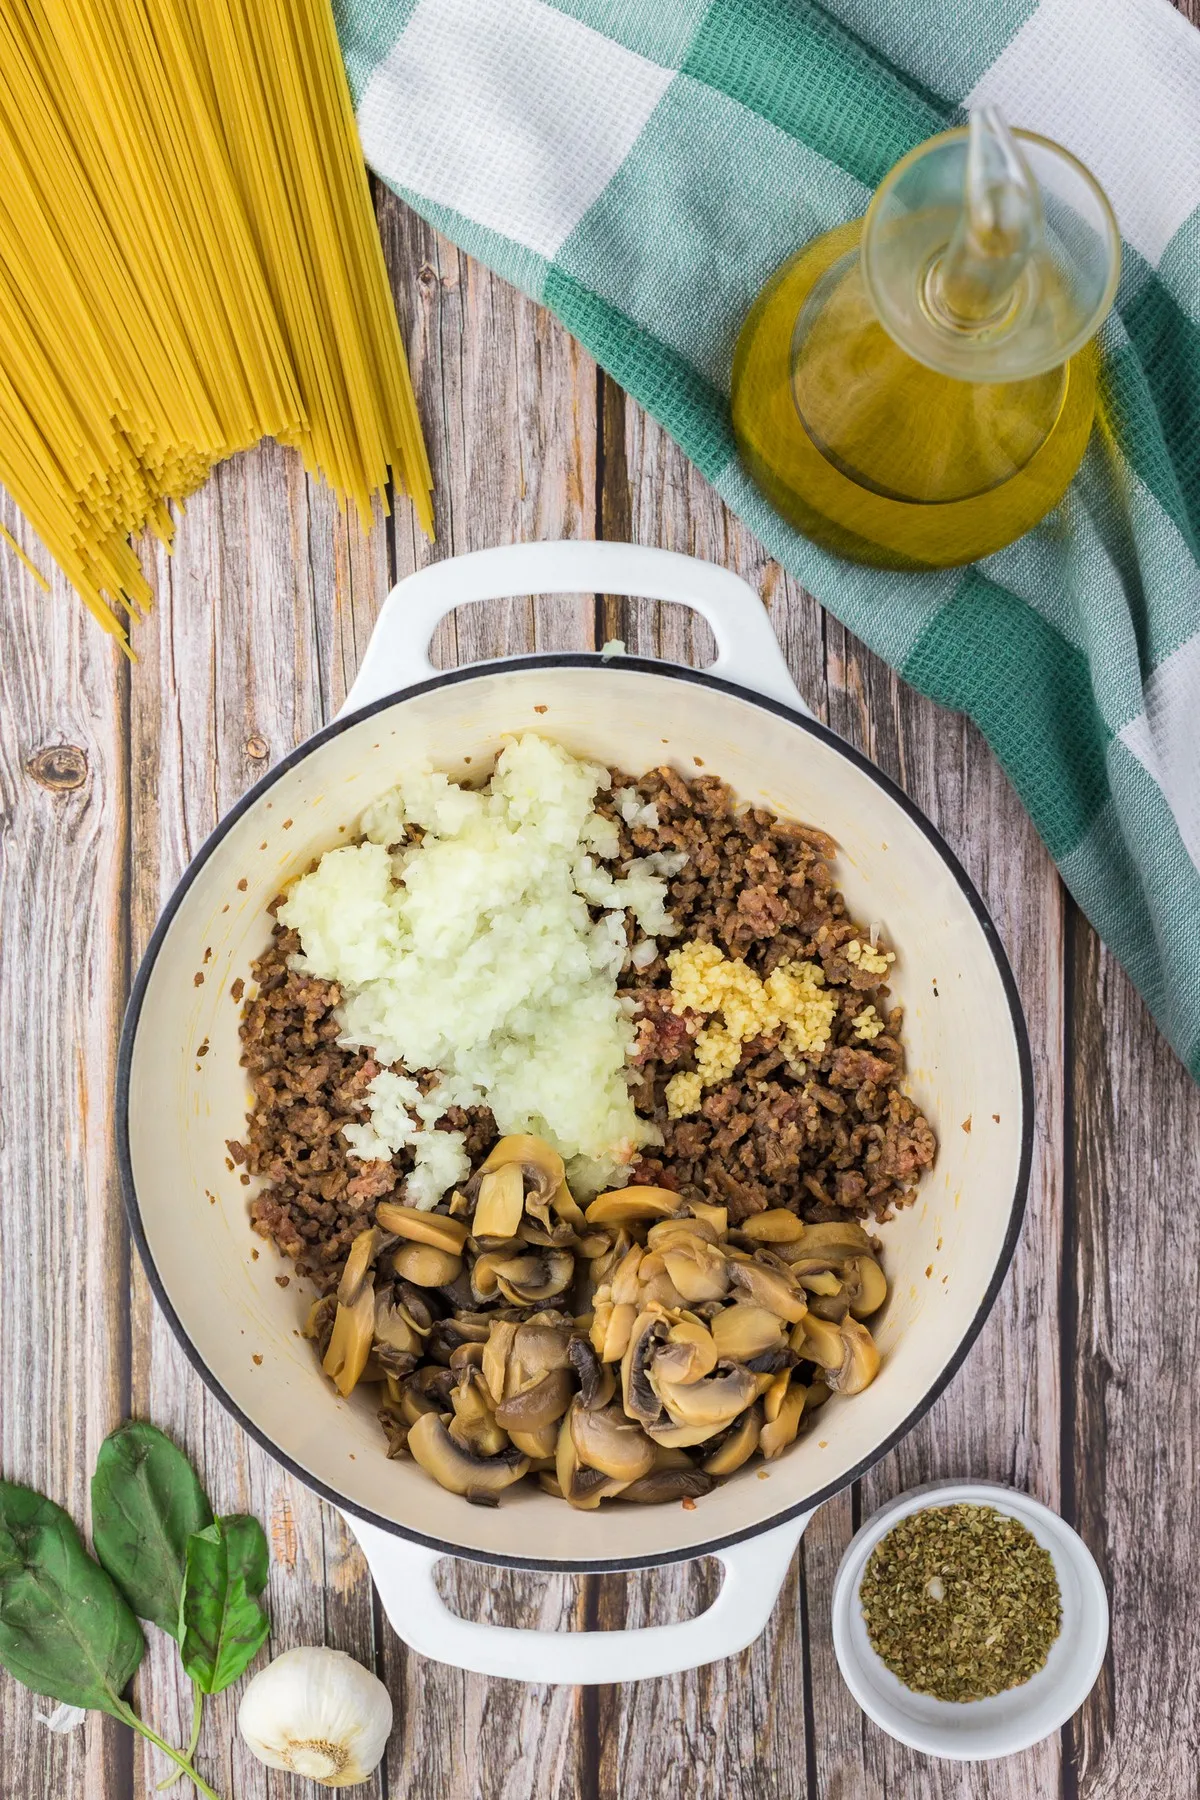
[119,541,1032,1686]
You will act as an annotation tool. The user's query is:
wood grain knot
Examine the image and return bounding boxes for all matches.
[246,735,269,760]
[25,743,88,791]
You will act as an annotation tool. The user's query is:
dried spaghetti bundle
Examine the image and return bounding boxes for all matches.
[0,0,432,648]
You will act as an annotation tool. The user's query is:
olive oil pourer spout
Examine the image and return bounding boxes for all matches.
[927,106,1041,332]
[860,104,1120,383]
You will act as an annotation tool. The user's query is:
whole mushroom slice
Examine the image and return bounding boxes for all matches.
[510,1322,574,1385]
[570,1401,657,1483]
[509,1420,562,1461]
[408,1411,530,1499]
[646,1217,720,1251]
[585,1186,685,1227]
[842,1255,888,1320]
[619,1468,715,1504]
[480,1134,566,1215]
[686,1201,728,1237]
[702,1402,764,1476]
[825,1317,881,1394]
[555,1406,633,1510]
[376,1202,469,1254]
[373,1292,424,1366]
[791,1221,874,1261]
[650,1362,757,1442]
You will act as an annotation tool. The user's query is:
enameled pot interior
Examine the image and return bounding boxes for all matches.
[122,661,1029,1568]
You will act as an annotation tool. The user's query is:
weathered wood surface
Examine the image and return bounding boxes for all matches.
[3,175,1200,1800]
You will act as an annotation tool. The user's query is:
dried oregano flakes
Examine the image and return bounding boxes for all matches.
[859,1502,1062,1702]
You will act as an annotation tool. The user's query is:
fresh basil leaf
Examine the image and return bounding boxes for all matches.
[0,1480,144,1715]
[179,1515,270,1695]
[92,1422,213,1640]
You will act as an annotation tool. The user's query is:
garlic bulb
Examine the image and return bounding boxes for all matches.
[237,1646,393,1788]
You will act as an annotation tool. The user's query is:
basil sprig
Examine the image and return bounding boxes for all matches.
[0,1421,272,1799]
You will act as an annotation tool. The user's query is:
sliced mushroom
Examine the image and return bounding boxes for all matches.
[408,1411,529,1498]
[399,1364,456,1424]
[738,1209,806,1244]
[303,1294,337,1357]
[555,1405,631,1509]
[510,1421,562,1460]
[759,1381,807,1459]
[471,1163,526,1240]
[842,1255,887,1319]
[590,1298,636,1364]
[791,1313,843,1368]
[702,1402,764,1475]
[337,1227,382,1306]
[728,1259,807,1323]
[711,1303,786,1361]
[825,1317,881,1394]
[490,1249,574,1306]
[479,1134,566,1225]
[609,1244,645,1306]
[393,1242,464,1287]
[796,1267,843,1297]
[375,1202,469,1254]
[807,1291,851,1322]
[394,1282,440,1332]
[621,1310,669,1429]
[791,1221,874,1260]
[510,1322,573,1383]
[646,1217,719,1251]
[795,1314,881,1395]
[448,1367,509,1458]
[660,1238,730,1305]
[686,1200,728,1236]
[651,1319,717,1387]
[762,1367,791,1422]
[551,1181,589,1232]
[619,1468,714,1504]
[373,1293,424,1363]
[494,1367,574,1433]
[585,1186,684,1227]
[649,1363,757,1444]
[570,1401,657,1483]
[569,1336,616,1410]
[482,1320,519,1405]
[377,1408,410,1460]
[322,1278,376,1397]
[537,1471,565,1499]
[634,1253,689,1313]
[448,1341,485,1371]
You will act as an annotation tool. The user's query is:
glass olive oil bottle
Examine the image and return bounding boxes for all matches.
[732,109,1120,569]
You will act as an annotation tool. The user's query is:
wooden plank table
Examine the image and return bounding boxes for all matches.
[3,171,1200,1800]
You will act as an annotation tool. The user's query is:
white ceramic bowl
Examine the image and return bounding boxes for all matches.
[832,1480,1109,1760]
[119,542,1033,1683]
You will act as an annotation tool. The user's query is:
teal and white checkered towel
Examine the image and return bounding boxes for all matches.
[334,0,1200,1079]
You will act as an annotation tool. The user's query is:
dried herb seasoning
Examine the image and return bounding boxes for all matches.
[859,1503,1062,1701]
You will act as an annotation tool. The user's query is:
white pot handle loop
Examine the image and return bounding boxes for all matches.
[344,1512,810,1684]
[341,541,812,719]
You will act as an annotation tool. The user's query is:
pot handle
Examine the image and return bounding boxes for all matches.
[343,1510,810,1684]
[340,541,812,718]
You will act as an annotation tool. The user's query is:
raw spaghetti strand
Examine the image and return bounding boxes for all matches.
[0,0,433,649]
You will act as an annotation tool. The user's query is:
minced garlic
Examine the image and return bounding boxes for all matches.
[844,938,895,976]
[853,1005,885,1041]
[664,940,837,1115]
